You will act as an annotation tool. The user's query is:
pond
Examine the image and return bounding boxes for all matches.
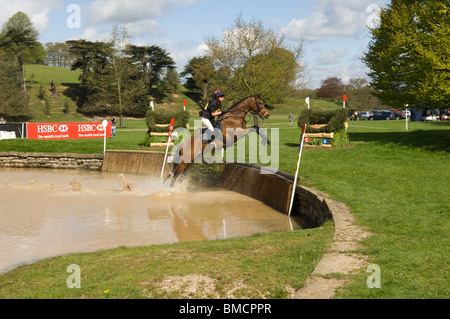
[0,168,301,273]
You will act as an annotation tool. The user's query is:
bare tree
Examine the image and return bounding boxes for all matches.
[204,13,306,104]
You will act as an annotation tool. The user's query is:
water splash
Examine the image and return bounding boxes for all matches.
[118,173,135,192]
[69,178,83,192]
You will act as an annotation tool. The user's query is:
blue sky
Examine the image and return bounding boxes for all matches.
[0,0,389,88]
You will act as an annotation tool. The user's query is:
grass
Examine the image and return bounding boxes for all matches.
[1,65,449,299]
[0,225,333,299]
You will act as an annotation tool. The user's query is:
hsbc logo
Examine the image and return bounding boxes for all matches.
[59,125,69,133]
[78,124,104,132]
[37,124,59,133]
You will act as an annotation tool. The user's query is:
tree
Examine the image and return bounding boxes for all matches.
[363,0,450,108]
[108,25,147,119]
[345,77,385,110]
[67,27,149,117]
[181,56,217,105]
[46,42,73,67]
[316,77,345,100]
[126,44,175,93]
[204,13,306,105]
[66,39,111,112]
[164,69,179,100]
[0,61,31,120]
[0,11,39,90]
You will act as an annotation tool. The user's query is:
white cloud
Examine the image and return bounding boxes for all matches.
[69,27,110,43]
[88,0,196,25]
[0,0,61,33]
[160,40,208,72]
[310,60,369,88]
[125,19,163,38]
[316,49,348,65]
[282,0,375,41]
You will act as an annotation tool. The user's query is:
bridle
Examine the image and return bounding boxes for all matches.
[218,96,268,123]
[253,96,268,119]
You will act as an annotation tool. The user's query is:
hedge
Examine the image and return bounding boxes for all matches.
[145,109,189,132]
[142,109,190,147]
[297,109,350,147]
[297,109,347,133]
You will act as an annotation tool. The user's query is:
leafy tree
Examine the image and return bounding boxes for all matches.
[126,44,175,93]
[107,25,147,119]
[316,77,345,100]
[345,77,385,110]
[363,0,450,108]
[0,11,39,90]
[0,61,31,120]
[46,42,73,67]
[67,27,152,117]
[164,69,180,101]
[204,13,306,105]
[181,56,217,105]
[66,39,111,113]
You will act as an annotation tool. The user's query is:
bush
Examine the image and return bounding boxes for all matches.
[142,109,190,147]
[297,109,347,133]
[331,129,349,147]
[145,109,189,132]
[298,109,350,147]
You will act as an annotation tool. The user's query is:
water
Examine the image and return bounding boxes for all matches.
[0,168,301,273]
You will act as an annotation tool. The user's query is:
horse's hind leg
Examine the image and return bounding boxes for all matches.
[169,162,191,190]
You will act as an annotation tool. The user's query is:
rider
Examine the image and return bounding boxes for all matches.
[200,90,224,144]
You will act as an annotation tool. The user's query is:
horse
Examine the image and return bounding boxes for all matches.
[165,96,270,189]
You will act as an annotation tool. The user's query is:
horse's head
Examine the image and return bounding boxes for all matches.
[252,96,270,119]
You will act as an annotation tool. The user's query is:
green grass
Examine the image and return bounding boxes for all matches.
[291,120,449,298]
[0,225,333,299]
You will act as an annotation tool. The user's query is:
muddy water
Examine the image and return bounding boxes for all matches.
[0,168,301,273]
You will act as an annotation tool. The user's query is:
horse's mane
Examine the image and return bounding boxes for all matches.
[225,96,255,112]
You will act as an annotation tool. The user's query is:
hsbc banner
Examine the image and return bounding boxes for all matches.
[27,122,111,140]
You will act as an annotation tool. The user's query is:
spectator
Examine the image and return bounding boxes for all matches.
[111,118,116,138]
[288,113,294,127]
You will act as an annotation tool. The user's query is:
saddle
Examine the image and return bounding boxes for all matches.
[201,121,223,144]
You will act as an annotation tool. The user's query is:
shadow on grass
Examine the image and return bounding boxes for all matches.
[349,129,449,153]
[61,82,80,101]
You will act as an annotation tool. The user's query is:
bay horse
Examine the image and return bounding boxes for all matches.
[165,96,270,189]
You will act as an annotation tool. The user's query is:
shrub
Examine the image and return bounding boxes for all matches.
[297,109,347,133]
[298,109,350,147]
[145,109,189,132]
[142,109,190,147]
[331,129,349,147]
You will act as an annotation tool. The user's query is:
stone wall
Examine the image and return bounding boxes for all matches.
[102,150,173,177]
[0,152,103,170]
[218,163,333,228]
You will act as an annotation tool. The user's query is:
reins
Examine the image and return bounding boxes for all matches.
[217,96,264,124]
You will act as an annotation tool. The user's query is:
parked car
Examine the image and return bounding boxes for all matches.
[371,110,394,120]
[390,110,401,120]
[360,111,374,120]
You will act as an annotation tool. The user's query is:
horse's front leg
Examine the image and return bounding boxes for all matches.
[224,126,269,146]
[250,126,270,146]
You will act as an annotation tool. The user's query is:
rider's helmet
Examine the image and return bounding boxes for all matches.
[214,90,225,99]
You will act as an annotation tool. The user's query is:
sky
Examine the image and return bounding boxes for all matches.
[0,0,389,89]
